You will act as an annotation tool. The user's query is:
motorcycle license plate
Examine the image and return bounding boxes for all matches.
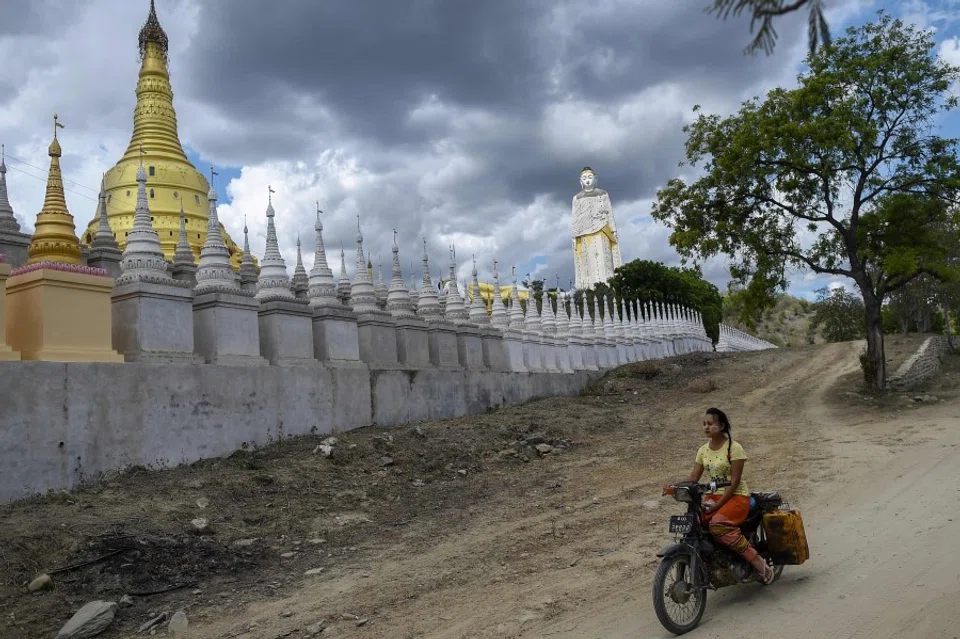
[778,503,792,511]
[669,514,695,534]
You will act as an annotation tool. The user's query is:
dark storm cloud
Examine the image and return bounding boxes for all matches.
[180,0,811,197]
[0,1,85,37]
[183,0,552,135]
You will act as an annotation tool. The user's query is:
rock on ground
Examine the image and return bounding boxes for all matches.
[56,601,117,639]
[168,609,189,633]
[27,573,52,592]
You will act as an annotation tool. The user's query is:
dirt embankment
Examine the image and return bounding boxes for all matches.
[2,341,957,638]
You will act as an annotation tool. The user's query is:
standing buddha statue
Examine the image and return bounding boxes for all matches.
[571,167,622,290]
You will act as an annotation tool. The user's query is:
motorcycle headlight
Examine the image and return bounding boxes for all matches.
[674,486,693,503]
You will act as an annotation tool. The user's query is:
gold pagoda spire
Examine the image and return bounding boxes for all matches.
[122,0,186,164]
[91,0,244,268]
[26,114,83,265]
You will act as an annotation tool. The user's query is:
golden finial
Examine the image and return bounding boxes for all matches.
[138,142,146,167]
[139,0,169,61]
[48,114,64,157]
[268,185,275,203]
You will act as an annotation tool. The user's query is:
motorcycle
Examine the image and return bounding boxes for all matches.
[653,480,788,635]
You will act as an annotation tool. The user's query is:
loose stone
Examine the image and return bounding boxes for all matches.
[56,600,117,639]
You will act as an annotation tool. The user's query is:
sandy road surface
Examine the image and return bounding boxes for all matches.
[541,342,960,639]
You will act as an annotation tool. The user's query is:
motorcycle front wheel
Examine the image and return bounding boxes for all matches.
[652,554,707,635]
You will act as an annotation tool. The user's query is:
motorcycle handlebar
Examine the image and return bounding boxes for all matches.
[663,479,732,496]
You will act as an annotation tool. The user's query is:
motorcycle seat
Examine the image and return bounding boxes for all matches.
[748,491,783,515]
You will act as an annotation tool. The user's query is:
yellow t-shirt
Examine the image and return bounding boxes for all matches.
[696,439,749,497]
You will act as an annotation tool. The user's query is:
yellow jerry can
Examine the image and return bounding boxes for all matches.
[762,508,810,565]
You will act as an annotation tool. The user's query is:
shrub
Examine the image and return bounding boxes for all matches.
[686,378,718,393]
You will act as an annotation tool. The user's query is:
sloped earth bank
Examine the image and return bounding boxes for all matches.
[2,343,957,638]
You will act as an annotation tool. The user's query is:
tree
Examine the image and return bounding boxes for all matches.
[809,286,865,342]
[706,0,830,56]
[884,274,943,333]
[606,259,723,343]
[651,13,960,390]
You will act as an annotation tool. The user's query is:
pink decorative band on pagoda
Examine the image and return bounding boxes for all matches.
[11,261,108,278]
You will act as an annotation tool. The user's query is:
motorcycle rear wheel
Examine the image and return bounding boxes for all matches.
[652,554,707,635]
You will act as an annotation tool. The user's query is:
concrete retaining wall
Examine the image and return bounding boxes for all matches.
[888,336,953,391]
[0,361,596,502]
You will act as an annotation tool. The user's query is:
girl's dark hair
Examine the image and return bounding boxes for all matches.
[706,407,732,463]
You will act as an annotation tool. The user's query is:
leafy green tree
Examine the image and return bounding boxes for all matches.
[606,259,723,343]
[706,0,830,56]
[809,286,865,342]
[885,274,943,333]
[651,13,960,389]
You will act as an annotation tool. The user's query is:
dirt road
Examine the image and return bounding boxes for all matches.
[539,341,960,639]
[4,338,957,638]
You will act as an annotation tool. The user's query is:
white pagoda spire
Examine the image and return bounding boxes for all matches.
[555,290,569,338]
[580,298,593,338]
[416,238,442,322]
[523,274,541,332]
[375,255,389,309]
[540,289,556,334]
[337,243,351,303]
[308,203,338,307]
[195,168,245,294]
[386,230,415,319]
[292,234,309,297]
[468,255,490,325]
[89,175,118,250]
[349,215,379,313]
[490,259,508,328]
[172,204,194,264]
[117,150,176,285]
[408,260,419,310]
[507,266,525,327]
[566,295,581,337]
[238,216,258,290]
[0,143,20,233]
[443,245,468,322]
[255,186,295,300]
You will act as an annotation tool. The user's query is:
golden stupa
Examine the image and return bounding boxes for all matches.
[84,0,243,268]
[27,114,84,265]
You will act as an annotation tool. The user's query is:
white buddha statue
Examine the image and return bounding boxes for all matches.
[572,166,622,289]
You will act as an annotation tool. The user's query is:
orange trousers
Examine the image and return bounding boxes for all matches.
[703,494,758,562]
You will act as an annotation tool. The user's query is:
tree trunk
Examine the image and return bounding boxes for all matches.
[862,290,886,391]
[945,304,956,350]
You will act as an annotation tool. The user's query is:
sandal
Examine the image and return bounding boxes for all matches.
[759,562,775,585]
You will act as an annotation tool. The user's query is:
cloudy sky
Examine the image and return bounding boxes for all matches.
[1,0,957,297]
